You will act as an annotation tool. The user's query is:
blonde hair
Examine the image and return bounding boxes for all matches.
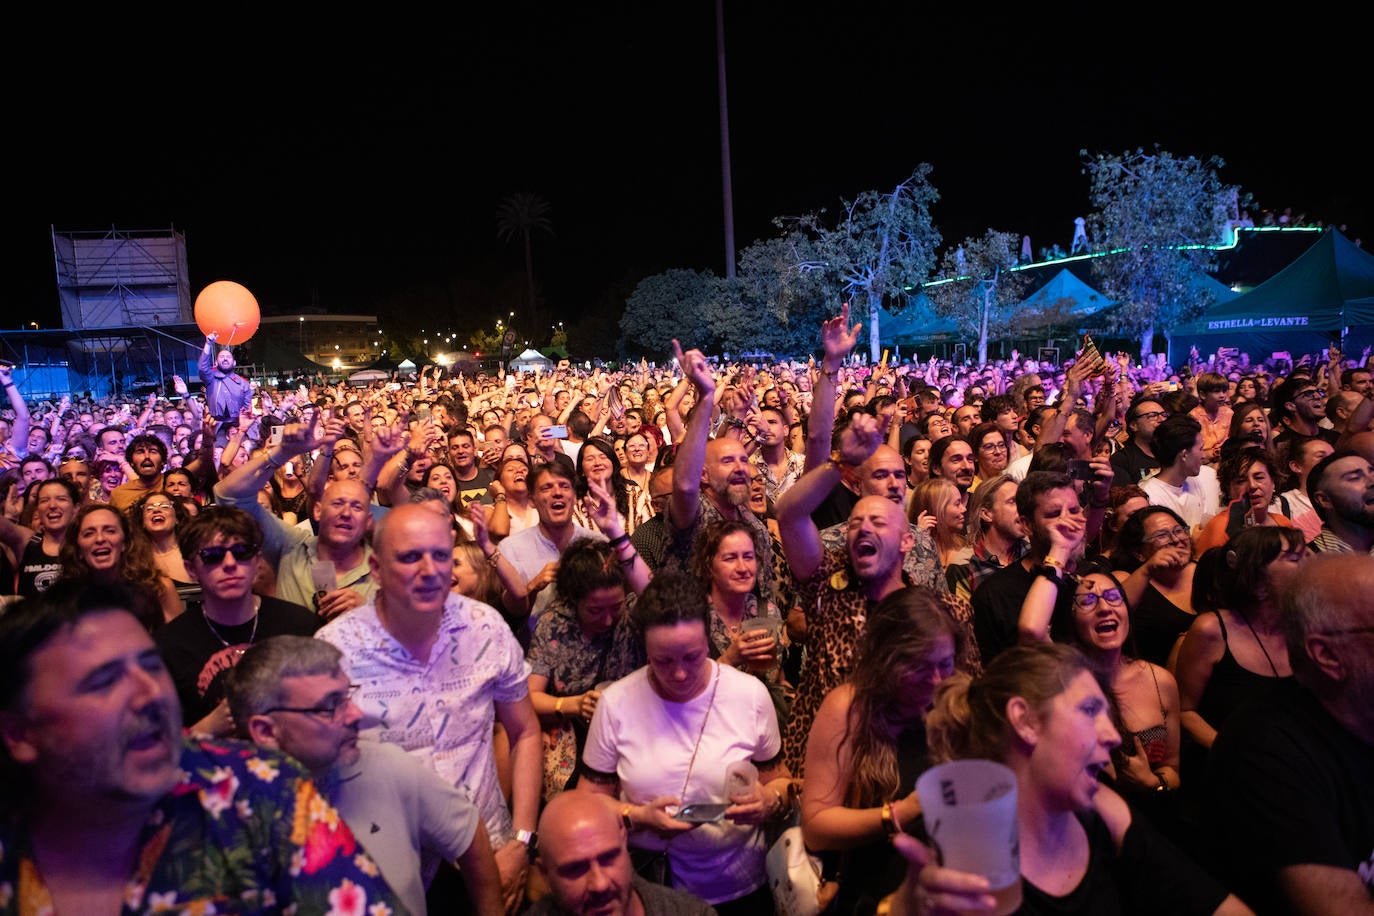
[908,477,968,554]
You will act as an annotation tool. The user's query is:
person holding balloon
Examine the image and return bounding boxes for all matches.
[195,280,260,443]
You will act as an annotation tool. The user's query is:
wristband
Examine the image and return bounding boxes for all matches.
[607,533,631,548]
[485,548,501,568]
[880,801,900,838]
[617,550,639,567]
[554,697,565,717]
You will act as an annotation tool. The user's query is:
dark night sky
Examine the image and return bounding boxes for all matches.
[12,5,1369,335]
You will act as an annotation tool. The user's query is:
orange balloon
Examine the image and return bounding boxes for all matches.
[194,280,261,345]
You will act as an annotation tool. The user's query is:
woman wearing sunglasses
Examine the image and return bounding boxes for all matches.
[1020,557,1183,837]
[154,506,321,738]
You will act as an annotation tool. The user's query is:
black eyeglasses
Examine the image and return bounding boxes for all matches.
[1295,389,1326,400]
[197,543,259,565]
[265,684,361,722]
[1073,588,1124,611]
[1131,410,1168,422]
[1143,526,1190,545]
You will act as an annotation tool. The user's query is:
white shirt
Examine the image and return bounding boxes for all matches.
[498,521,605,627]
[1141,465,1222,532]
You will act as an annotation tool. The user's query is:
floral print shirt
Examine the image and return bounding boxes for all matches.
[527,596,646,696]
[0,738,406,916]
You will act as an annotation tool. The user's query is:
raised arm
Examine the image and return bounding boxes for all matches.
[806,303,862,472]
[666,339,716,532]
[0,364,31,456]
[776,412,881,582]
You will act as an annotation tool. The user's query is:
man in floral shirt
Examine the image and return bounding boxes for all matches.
[0,580,406,915]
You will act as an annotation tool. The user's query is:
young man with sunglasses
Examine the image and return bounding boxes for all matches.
[154,507,320,737]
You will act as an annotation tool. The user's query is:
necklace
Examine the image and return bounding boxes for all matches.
[204,597,261,656]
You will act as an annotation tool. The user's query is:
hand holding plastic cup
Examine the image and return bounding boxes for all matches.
[738,617,781,671]
[725,760,758,802]
[915,759,1022,916]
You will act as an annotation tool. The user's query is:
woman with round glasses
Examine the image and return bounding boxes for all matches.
[967,421,1010,489]
[620,431,654,494]
[1111,506,1198,668]
[1020,558,1183,832]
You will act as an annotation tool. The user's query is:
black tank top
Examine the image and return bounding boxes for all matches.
[17,535,62,598]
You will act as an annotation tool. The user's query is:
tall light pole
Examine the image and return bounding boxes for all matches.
[716,0,736,278]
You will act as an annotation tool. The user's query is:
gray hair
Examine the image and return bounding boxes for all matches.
[224,636,344,735]
[1281,553,1374,693]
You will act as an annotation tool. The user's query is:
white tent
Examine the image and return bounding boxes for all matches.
[510,348,554,372]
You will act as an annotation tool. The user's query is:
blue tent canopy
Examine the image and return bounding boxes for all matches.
[1013,268,1116,325]
[878,292,962,346]
[1170,229,1374,362]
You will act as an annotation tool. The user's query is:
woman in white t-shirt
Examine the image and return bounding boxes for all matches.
[580,570,795,912]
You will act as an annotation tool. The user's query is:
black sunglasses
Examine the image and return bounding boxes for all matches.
[197,543,259,565]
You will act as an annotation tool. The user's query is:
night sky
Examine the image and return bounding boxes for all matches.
[13,5,1369,336]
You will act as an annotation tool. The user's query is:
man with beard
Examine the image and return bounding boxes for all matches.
[199,332,253,445]
[108,433,167,511]
[972,470,1086,664]
[0,581,406,914]
[928,434,977,494]
[154,507,319,738]
[1306,450,1374,555]
[1206,553,1374,913]
[228,635,504,916]
[775,412,972,775]
[1110,395,1168,485]
[1272,376,1340,452]
[659,339,775,599]
[316,504,542,914]
[528,790,718,916]
[214,418,381,619]
[751,405,806,503]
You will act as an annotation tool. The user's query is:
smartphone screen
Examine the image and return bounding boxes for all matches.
[547,424,569,439]
[676,803,729,824]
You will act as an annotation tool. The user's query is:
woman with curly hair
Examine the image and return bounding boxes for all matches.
[800,586,963,915]
[61,503,181,628]
[526,536,648,801]
[129,490,200,610]
[690,518,791,725]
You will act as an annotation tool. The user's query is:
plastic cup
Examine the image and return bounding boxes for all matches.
[739,616,781,641]
[915,759,1022,915]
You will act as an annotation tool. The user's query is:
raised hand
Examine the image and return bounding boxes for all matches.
[820,302,862,365]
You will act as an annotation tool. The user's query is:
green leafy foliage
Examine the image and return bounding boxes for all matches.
[1084,147,1235,356]
[926,230,1031,366]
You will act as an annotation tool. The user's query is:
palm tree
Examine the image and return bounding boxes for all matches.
[496,192,553,330]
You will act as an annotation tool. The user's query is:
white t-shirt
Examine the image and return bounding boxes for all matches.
[1141,465,1222,532]
[499,522,605,628]
[582,662,782,905]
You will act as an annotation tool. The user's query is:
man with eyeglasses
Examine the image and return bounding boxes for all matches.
[154,507,319,737]
[227,636,504,916]
[1271,376,1339,453]
[1206,552,1374,913]
[0,581,407,915]
[1110,395,1167,484]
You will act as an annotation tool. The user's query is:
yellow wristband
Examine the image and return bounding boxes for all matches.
[554,697,565,717]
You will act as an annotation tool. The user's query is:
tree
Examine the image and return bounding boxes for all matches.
[618,268,718,358]
[795,166,942,362]
[495,192,553,329]
[1084,147,1237,358]
[926,230,1031,367]
[734,231,832,357]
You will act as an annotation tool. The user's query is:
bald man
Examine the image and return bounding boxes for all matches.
[316,504,542,913]
[214,423,378,619]
[528,790,717,915]
[775,414,969,775]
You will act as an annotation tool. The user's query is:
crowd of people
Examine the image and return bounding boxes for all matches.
[0,311,1371,916]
